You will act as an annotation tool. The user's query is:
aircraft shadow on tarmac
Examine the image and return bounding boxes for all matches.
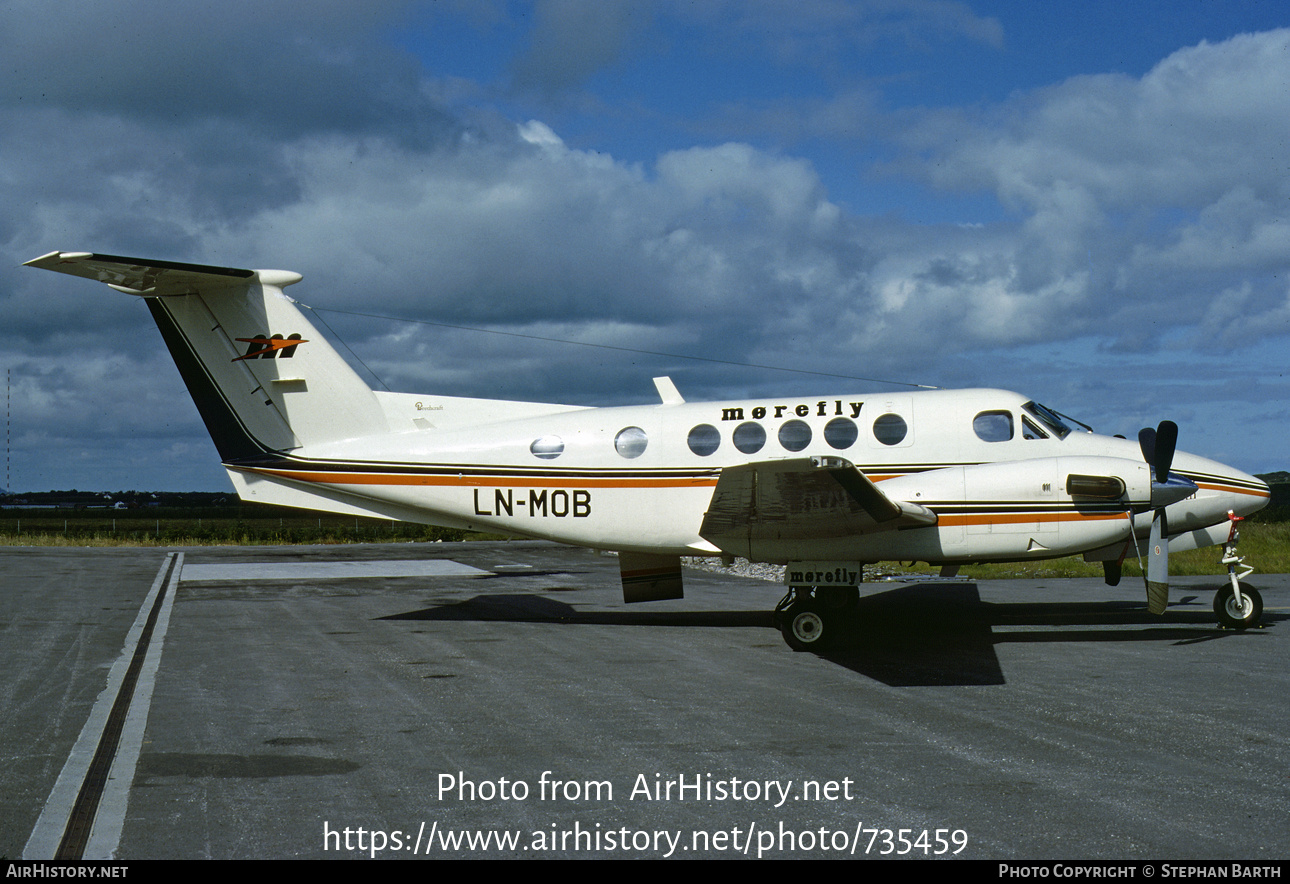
[380,582,1280,687]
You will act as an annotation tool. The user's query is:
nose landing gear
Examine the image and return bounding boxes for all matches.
[1214,511,1262,630]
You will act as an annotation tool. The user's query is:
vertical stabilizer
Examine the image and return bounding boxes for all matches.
[25,252,389,461]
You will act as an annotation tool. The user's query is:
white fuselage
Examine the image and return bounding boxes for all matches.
[227,387,1269,565]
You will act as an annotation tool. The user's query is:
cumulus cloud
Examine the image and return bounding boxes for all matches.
[879,30,1290,352]
[0,0,447,139]
[906,31,1290,210]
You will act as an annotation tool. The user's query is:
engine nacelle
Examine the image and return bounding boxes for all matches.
[875,456,1152,562]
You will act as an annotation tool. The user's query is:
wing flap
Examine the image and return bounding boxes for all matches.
[699,456,936,558]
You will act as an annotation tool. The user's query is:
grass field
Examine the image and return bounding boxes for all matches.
[1,504,1285,579]
[0,506,474,547]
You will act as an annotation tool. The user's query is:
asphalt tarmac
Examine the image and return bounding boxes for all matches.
[3,541,1287,860]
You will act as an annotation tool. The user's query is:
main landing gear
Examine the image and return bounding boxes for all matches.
[1214,511,1262,630]
[774,585,859,651]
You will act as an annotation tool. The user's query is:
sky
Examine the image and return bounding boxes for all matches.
[2,0,1289,491]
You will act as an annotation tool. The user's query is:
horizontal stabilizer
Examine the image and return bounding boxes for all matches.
[22,251,275,296]
[699,457,936,559]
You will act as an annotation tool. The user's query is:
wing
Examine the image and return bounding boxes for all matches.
[699,456,937,559]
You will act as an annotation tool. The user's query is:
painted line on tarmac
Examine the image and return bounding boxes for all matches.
[23,552,183,860]
[180,558,489,582]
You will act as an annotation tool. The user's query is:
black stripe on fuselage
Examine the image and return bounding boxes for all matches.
[925,502,1132,518]
[1176,470,1268,494]
[231,456,721,480]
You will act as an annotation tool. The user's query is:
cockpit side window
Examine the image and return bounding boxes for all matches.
[1022,416,1048,440]
[973,411,1014,442]
[1022,401,1071,439]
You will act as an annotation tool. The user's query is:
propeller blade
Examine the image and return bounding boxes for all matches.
[1138,420,1179,483]
[1145,509,1169,614]
[1154,420,1178,483]
[1138,426,1156,468]
[1138,420,1182,613]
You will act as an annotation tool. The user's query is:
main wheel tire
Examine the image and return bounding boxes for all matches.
[781,603,831,651]
[1214,585,1263,630]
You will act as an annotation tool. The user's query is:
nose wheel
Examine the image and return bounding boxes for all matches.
[1214,584,1263,630]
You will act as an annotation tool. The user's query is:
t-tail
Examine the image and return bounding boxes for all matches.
[23,252,390,462]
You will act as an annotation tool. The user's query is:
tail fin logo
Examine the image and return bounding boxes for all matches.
[234,333,308,361]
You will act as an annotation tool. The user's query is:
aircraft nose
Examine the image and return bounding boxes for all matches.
[1168,453,1270,524]
[1215,464,1270,518]
[1244,472,1272,515]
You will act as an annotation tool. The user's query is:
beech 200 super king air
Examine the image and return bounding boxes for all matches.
[26,251,1272,650]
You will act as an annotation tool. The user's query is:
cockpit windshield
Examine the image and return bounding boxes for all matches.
[1022,401,1073,439]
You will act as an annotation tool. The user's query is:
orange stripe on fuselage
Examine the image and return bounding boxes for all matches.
[1194,481,1270,498]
